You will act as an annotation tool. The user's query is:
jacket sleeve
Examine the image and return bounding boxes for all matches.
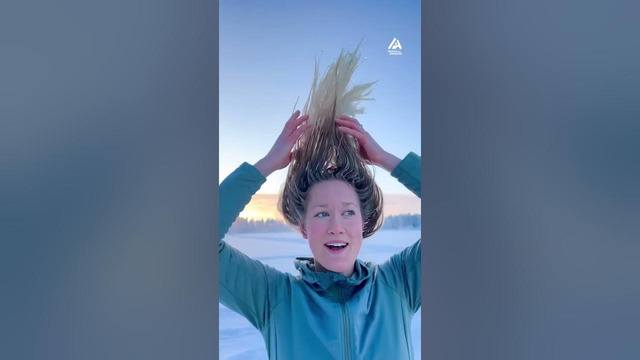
[218,162,285,331]
[379,152,422,314]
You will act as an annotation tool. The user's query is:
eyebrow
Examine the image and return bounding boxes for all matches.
[312,202,357,209]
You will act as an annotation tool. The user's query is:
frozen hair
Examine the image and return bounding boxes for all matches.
[278,43,384,238]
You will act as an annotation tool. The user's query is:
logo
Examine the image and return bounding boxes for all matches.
[387,38,402,56]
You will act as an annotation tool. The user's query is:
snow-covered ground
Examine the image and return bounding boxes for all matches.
[219,229,421,360]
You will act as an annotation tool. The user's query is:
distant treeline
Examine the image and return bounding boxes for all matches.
[380,214,421,230]
[228,214,421,234]
[228,218,293,233]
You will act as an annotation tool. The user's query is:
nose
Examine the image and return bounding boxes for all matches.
[327,217,345,235]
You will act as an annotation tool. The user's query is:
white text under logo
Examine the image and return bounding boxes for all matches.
[388,38,402,55]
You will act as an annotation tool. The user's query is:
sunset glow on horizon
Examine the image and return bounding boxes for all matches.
[238,193,420,221]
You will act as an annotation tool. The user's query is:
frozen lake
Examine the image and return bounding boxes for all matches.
[219,229,421,359]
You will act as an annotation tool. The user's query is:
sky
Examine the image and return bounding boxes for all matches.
[220,0,421,217]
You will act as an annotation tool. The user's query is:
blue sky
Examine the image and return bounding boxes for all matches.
[220,0,421,196]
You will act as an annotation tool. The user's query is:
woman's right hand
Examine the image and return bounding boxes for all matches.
[254,110,311,177]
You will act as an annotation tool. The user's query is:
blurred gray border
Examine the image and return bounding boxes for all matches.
[212,2,220,356]
[420,1,427,358]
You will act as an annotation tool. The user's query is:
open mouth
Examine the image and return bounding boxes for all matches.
[324,242,349,253]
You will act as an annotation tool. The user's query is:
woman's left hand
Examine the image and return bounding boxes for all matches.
[336,115,401,173]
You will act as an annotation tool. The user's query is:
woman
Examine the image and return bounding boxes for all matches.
[219,47,421,359]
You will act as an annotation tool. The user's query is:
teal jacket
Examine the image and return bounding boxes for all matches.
[219,152,421,360]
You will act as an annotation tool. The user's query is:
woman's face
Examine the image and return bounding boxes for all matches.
[300,180,364,277]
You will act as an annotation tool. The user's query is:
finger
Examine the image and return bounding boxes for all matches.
[337,115,361,126]
[288,109,301,123]
[285,114,309,134]
[337,126,366,142]
[289,122,312,142]
[283,110,301,131]
[336,116,362,127]
[335,118,365,133]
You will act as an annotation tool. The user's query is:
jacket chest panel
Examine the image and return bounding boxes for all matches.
[266,281,411,358]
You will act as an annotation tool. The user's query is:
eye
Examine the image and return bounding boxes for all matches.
[314,211,329,218]
[343,210,356,216]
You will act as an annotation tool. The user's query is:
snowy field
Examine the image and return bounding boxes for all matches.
[219,229,421,359]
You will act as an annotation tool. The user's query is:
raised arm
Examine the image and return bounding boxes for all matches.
[386,152,421,313]
[219,110,310,240]
[219,110,311,330]
[219,163,265,241]
[336,115,420,197]
[337,115,421,313]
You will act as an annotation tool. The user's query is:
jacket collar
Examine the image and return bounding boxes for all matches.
[294,257,375,301]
